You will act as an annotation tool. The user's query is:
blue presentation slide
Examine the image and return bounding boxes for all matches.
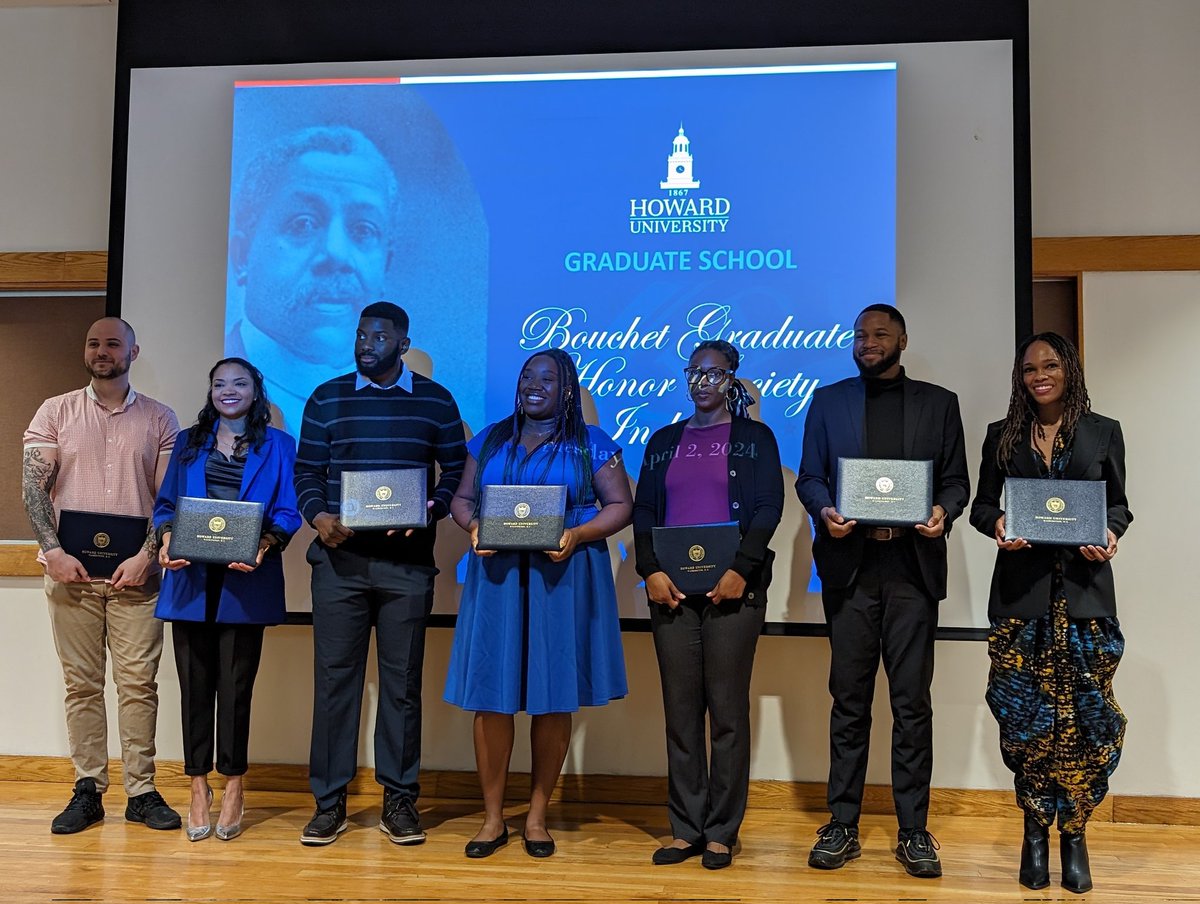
[225,63,896,474]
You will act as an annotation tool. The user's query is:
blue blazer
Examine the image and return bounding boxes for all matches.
[154,425,302,624]
[795,374,970,600]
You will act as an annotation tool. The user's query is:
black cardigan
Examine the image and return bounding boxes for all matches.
[969,411,1132,619]
[632,416,784,605]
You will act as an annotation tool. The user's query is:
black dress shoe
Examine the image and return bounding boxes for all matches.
[465,825,509,859]
[1060,831,1093,894]
[702,848,732,870]
[652,842,704,865]
[522,831,556,858]
[1019,813,1050,890]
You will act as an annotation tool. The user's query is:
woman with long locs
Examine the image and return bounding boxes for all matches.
[970,332,1131,894]
[444,348,633,859]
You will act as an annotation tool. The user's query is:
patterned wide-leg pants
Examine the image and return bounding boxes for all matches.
[985,572,1126,833]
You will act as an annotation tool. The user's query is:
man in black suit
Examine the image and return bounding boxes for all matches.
[796,304,969,878]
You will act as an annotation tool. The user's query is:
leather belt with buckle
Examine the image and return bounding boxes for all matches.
[864,526,909,541]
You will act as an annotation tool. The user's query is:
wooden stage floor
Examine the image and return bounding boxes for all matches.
[1,781,1197,904]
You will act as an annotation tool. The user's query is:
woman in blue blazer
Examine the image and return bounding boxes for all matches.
[155,357,301,842]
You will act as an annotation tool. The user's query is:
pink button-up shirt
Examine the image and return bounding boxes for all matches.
[24,385,180,526]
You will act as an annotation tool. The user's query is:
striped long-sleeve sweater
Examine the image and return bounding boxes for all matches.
[294,371,467,565]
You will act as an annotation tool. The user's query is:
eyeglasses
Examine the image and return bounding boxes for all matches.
[683,366,732,385]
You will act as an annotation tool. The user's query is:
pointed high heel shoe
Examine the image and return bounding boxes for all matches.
[215,801,245,841]
[186,789,213,842]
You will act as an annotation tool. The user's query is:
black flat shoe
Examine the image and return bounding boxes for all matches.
[702,848,732,870]
[1019,813,1050,890]
[1060,831,1093,894]
[465,825,509,859]
[652,842,704,865]
[522,831,556,858]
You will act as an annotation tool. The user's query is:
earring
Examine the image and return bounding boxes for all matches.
[726,383,739,402]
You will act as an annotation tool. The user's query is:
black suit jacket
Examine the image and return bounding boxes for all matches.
[969,412,1132,619]
[633,416,784,604]
[795,375,970,601]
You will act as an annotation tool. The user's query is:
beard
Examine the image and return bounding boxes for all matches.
[356,344,401,379]
[854,346,902,378]
[85,354,131,381]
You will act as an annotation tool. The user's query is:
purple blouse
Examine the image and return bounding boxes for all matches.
[664,420,732,526]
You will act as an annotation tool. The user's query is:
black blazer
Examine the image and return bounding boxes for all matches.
[969,412,1132,620]
[795,375,970,601]
[633,416,784,605]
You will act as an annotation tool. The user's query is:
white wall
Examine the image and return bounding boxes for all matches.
[0,6,116,251]
[1,0,1197,797]
[1079,271,1200,799]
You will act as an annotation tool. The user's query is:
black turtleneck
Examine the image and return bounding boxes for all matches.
[864,367,905,460]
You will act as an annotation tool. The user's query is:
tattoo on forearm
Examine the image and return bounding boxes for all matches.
[21,448,61,553]
[141,523,157,559]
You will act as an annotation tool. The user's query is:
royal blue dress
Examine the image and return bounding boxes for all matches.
[444,423,628,715]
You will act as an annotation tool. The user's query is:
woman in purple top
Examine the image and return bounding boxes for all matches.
[632,340,784,870]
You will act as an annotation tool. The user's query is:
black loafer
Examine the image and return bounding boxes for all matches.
[652,842,704,865]
[522,831,556,858]
[465,825,509,859]
[702,848,733,870]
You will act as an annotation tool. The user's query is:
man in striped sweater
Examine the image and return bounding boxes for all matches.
[294,301,466,847]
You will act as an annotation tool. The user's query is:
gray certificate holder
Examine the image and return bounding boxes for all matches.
[1004,477,1108,547]
[171,496,264,566]
[837,457,933,526]
[339,467,428,530]
[476,484,568,551]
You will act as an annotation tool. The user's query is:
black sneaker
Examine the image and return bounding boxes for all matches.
[51,778,105,834]
[125,789,182,830]
[300,793,348,846]
[379,790,426,845]
[896,828,942,878]
[808,820,861,869]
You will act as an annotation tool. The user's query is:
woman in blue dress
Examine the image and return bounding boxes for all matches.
[444,348,632,859]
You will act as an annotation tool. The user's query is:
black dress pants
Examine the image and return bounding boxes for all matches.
[822,539,937,830]
[172,569,265,776]
[308,542,434,809]
[650,596,765,847]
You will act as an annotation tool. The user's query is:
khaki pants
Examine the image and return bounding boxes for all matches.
[45,575,163,797]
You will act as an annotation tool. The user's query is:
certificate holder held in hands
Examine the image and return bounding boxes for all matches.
[476,484,567,551]
[171,496,264,566]
[1004,477,1108,547]
[837,457,934,526]
[57,510,149,579]
[652,521,741,596]
[339,467,428,530]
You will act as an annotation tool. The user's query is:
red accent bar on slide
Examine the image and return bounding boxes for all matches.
[234,77,401,88]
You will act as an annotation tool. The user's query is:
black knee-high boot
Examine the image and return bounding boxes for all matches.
[1019,812,1050,890]
[1060,832,1093,894]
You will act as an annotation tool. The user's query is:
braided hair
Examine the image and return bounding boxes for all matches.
[472,349,594,512]
[181,357,273,463]
[995,332,1091,467]
[690,340,756,418]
